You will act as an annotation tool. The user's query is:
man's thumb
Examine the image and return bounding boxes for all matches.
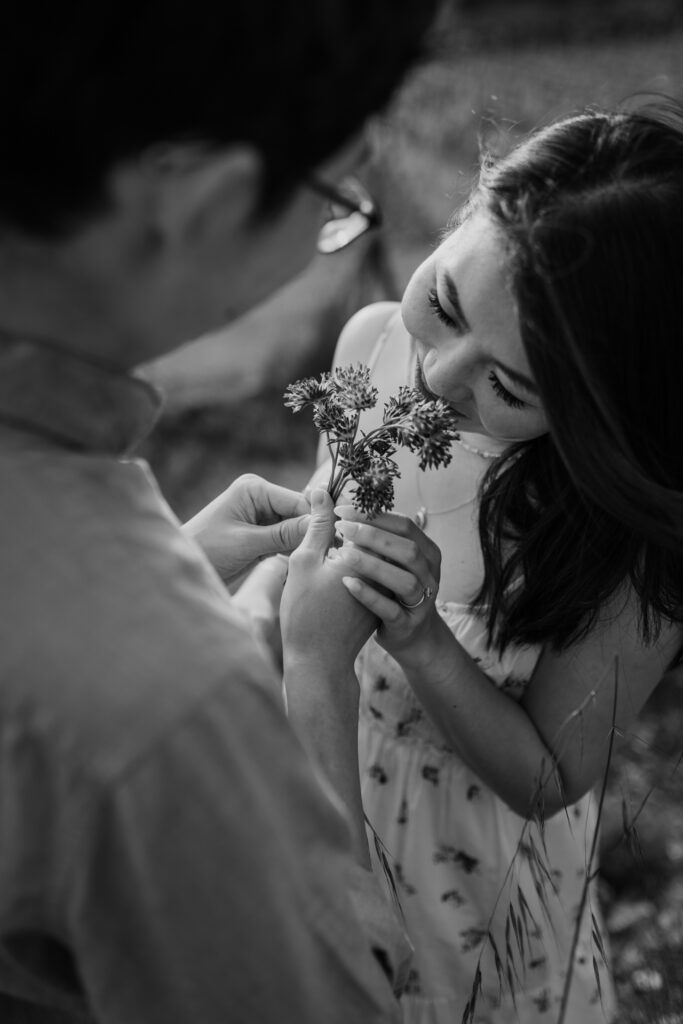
[299,488,336,554]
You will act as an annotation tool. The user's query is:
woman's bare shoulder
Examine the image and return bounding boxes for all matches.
[332,301,403,369]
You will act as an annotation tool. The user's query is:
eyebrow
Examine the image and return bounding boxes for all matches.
[440,275,471,331]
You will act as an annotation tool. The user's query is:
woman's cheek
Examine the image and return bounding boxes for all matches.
[480,405,548,442]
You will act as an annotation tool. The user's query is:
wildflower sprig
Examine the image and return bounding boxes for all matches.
[284,364,460,516]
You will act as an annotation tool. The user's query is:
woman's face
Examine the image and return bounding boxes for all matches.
[401,210,548,442]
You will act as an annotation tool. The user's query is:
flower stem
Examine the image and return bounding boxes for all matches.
[326,434,339,494]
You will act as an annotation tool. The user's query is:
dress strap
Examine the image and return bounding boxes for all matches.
[366,307,403,374]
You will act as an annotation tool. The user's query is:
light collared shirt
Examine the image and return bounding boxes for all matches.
[0,336,407,1024]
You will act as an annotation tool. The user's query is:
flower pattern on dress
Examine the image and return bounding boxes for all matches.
[368,763,388,784]
[460,927,487,953]
[396,706,423,737]
[441,889,467,907]
[357,600,614,1022]
[433,844,480,874]
[499,674,530,698]
[532,988,551,1013]
[422,765,440,786]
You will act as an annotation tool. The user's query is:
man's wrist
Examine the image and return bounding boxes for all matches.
[283,654,358,693]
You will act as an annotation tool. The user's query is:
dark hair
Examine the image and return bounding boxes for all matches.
[470,101,683,661]
[0,0,438,236]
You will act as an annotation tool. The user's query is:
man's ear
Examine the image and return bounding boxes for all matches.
[112,143,265,246]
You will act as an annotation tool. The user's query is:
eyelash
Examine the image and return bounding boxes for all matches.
[488,371,526,409]
[427,288,461,330]
[427,288,526,410]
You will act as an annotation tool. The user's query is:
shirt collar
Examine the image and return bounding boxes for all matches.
[0,333,163,455]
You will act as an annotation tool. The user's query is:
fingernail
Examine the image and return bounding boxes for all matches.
[334,505,356,519]
[341,576,360,591]
[336,519,359,539]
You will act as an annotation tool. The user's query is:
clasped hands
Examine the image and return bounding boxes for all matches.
[184,473,441,670]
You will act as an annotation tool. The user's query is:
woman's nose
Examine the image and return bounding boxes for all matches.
[425,336,476,396]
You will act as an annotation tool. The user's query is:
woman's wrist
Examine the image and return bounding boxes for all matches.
[392,609,455,676]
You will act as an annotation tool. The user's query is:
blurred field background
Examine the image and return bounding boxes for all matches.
[141,2,683,1019]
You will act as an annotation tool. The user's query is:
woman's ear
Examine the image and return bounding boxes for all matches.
[111,142,265,248]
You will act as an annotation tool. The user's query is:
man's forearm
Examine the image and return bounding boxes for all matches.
[283,657,370,869]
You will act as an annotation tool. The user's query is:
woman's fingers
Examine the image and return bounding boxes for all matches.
[335,505,419,539]
[334,505,441,564]
[332,541,431,605]
[335,516,441,580]
[341,575,405,624]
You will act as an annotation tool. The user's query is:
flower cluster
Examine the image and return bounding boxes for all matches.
[284,364,460,516]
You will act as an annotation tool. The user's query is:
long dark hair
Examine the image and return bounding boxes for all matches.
[471,101,683,661]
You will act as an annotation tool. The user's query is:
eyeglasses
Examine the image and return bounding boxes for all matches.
[308,175,382,254]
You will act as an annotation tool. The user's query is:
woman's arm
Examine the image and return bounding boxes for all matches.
[334,507,680,817]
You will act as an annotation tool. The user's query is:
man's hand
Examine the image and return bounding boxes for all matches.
[183,474,310,589]
[281,488,378,869]
[281,489,378,668]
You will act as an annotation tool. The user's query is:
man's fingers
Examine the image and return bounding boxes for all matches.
[262,514,310,556]
[252,479,310,522]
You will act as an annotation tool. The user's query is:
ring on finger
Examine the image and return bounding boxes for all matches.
[399,584,434,610]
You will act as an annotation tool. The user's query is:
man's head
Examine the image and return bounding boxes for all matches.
[0,0,438,365]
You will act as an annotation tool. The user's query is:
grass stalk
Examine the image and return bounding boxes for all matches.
[556,657,619,1024]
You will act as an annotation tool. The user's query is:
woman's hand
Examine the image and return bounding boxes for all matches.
[182,474,310,591]
[332,505,443,667]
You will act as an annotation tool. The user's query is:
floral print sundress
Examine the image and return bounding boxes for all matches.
[357,608,617,1024]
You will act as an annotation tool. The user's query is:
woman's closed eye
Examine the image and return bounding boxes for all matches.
[427,287,465,332]
[488,370,526,409]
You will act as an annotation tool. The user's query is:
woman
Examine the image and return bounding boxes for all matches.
[256,100,683,1022]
